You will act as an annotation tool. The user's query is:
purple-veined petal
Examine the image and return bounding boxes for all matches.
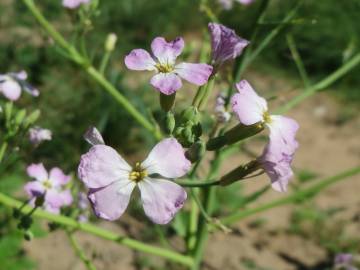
[24,181,45,198]
[151,37,184,65]
[49,167,71,187]
[60,189,73,206]
[138,178,187,224]
[0,80,22,101]
[150,73,182,95]
[231,80,267,125]
[45,189,68,209]
[83,126,105,146]
[267,115,299,155]
[27,163,48,182]
[88,180,136,221]
[124,49,156,71]
[142,138,191,178]
[78,145,131,189]
[208,23,249,65]
[175,63,213,86]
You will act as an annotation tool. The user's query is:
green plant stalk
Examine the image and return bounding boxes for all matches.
[0,142,8,164]
[187,188,200,252]
[198,76,216,110]
[277,52,360,114]
[66,230,97,270]
[176,179,221,188]
[286,34,310,88]
[0,192,194,267]
[99,51,112,75]
[21,0,161,140]
[220,166,360,225]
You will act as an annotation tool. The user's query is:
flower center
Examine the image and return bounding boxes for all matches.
[43,180,52,189]
[155,63,174,73]
[129,162,147,183]
[263,111,272,124]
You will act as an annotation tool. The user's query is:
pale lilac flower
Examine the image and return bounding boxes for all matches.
[208,23,249,67]
[62,0,90,9]
[29,127,52,146]
[334,254,358,270]
[215,93,231,123]
[24,163,72,214]
[124,37,213,95]
[78,127,191,224]
[231,80,299,191]
[0,71,39,101]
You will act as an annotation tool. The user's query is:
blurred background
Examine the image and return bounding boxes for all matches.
[0,0,359,269]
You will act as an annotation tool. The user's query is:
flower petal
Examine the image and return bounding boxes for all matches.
[150,73,182,95]
[151,37,184,65]
[24,181,45,198]
[138,178,187,224]
[78,145,132,189]
[49,167,71,186]
[142,138,191,178]
[0,80,21,101]
[175,63,213,86]
[231,80,267,125]
[208,23,249,65]
[83,126,105,146]
[27,163,48,182]
[88,180,136,221]
[45,189,73,209]
[267,115,299,155]
[124,49,156,71]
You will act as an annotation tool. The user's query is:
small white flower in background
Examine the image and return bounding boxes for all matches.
[29,127,52,146]
[215,93,231,123]
[0,71,39,101]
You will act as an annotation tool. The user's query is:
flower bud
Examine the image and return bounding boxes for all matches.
[105,33,117,52]
[14,109,27,127]
[160,92,176,112]
[181,106,200,123]
[164,112,176,134]
[24,230,34,241]
[23,109,41,128]
[186,140,206,162]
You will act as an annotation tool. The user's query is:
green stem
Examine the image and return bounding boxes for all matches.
[198,76,216,110]
[220,166,360,225]
[21,0,161,140]
[0,192,194,267]
[99,51,111,75]
[277,52,360,114]
[176,179,221,188]
[286,34,310,88]
[187,188,200,252]
[66,230,97,270]
[0,142,8,164]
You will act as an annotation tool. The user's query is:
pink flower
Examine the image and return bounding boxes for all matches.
[62,0,90,9]
[0,71,39,101]
[218,0,255,9]
[78,127,191,224]
[24,163,73,214]
[29,127,52,145]
[231,80,299,191]
[208,23,249,66]
[124,37,213,95]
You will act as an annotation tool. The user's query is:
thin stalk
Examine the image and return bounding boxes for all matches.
[187,188,200,252]
[176,179,221,188]
[99,51,111,75]
[286,34,310,88]
[0,192,194,267]
[0,142,8,164]
[220,166,360,225]
[66,230,97,270]
[21,0,161,140]
[277,52,360,114]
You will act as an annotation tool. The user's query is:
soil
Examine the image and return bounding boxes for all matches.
[23,74,360,270]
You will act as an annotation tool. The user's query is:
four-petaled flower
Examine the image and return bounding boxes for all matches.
[62,0,90,9]
[231,80,299,192]
[24,163,73,214]
[0,71,39,101]
[124,37,213,95]
[29,127,52,146]
[78,127,191,224]
[208,23,249,67]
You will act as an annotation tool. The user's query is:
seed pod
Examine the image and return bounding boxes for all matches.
[164,112,176,135]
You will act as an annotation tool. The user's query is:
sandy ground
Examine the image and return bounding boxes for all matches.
[23,79,360,270]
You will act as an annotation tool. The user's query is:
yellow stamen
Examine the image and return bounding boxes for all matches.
[43,180,52,189]
[129,162,147,183]
[155,63,174,73]
[263,111,272,124]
